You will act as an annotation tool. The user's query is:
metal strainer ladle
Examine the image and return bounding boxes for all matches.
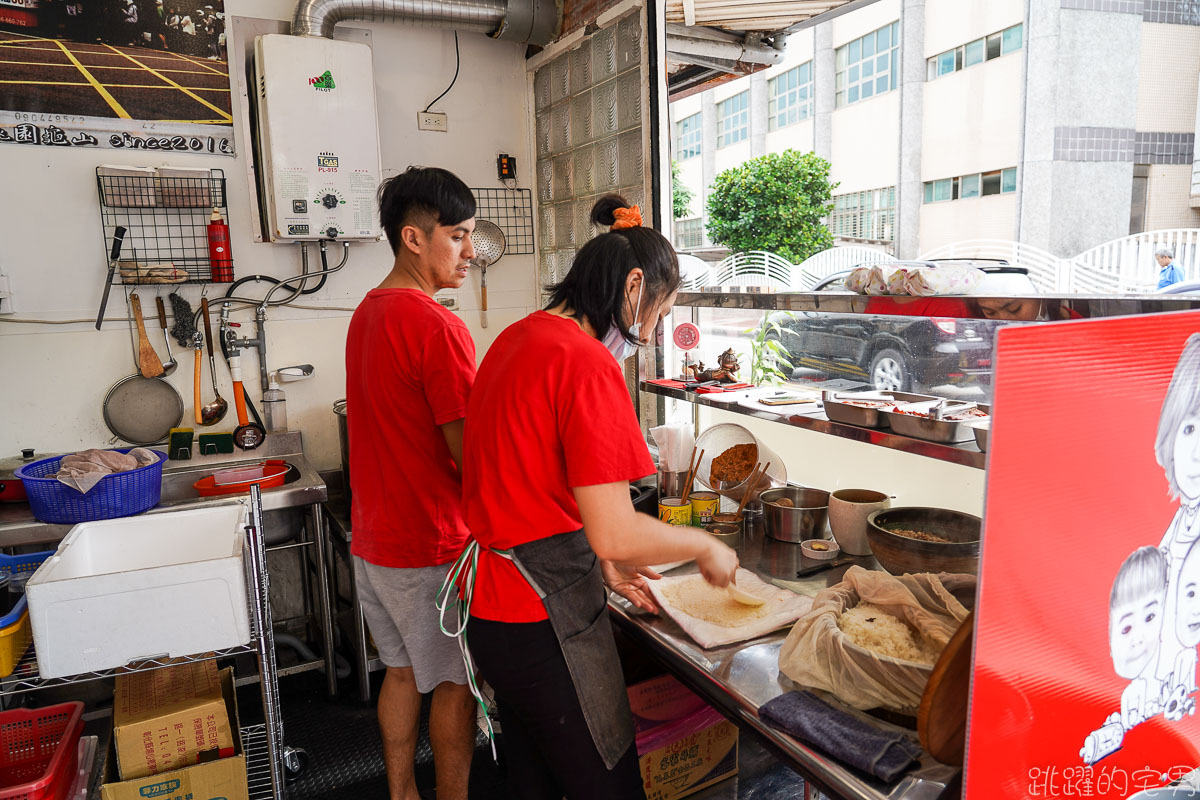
[470,220,506,329]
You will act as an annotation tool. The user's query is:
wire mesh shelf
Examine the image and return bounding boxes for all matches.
[96,167,233,285]
[472,188,535,255]
[242,724,275,800]
[0,641,258,697]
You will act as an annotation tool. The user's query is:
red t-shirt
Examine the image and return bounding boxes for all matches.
[346,288,476,568]
[462,312,656,622]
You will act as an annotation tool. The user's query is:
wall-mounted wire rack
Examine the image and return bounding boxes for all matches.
[95,166,232,284]
[472,187,535,255]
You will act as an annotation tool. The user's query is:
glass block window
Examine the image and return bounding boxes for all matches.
[829,187,896,241]
[717,91,749,148]
[676,113,701,160]
[675,217,704,249]
[768,62,813,130]
[927,24,1023,81]
[835,22,899,108]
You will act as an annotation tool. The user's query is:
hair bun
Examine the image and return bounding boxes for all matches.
[591,194,631,227]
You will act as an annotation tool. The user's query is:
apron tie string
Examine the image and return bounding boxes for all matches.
[436,541,514,761]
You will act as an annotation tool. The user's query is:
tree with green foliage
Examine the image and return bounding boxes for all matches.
[705,150,837,263]
[672,161,694,220]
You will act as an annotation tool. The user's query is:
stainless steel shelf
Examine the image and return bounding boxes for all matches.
[641,382,986,469]
[675,289,1200,317]
[242,724,275,800]
[0,641,258,697]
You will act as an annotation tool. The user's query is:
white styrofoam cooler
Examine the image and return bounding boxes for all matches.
[27,503,251,679]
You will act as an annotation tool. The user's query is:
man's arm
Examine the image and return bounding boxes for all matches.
[441,418,465,472]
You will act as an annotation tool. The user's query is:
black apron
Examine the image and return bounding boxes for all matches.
[503,529,635,770]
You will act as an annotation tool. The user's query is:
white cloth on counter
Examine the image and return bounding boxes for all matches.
[55,448,157,494]
[645,568,814,650]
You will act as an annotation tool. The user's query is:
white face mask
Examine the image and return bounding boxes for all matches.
[601,282,643,362]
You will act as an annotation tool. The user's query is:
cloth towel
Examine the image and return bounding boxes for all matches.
[56,448,157,494]
[758,691,922,783]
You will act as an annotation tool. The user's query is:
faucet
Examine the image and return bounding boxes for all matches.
[221,301,270,392]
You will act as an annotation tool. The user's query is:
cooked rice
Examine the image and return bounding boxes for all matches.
[837,603,940,665]
[887,527,952,543]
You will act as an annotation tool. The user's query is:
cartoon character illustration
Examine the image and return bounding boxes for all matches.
[1081,547,1169,764]
[1154,335,1200,686]
[1163,538,1200,721]
[1081,335,1200,764]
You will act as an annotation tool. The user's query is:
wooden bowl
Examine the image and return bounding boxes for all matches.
[865,507,981,576]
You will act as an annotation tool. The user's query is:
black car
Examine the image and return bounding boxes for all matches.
[772,263,1031,393]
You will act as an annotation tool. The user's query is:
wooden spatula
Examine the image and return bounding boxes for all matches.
[918,610,975,766]
[130,293,164,378]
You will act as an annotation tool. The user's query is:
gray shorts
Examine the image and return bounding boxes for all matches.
[353,557,468,693]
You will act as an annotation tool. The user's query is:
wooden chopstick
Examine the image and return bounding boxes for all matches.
[736,462,764,516]
[681,448,703,504]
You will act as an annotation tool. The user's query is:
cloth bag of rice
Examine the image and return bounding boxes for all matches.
[778,566,974,712]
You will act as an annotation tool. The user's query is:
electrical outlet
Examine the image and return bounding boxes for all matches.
[417,112,448,132]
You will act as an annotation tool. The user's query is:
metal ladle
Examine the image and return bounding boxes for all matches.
[155,295,178,376]
[199,296,227,425]
[469,219,506,329]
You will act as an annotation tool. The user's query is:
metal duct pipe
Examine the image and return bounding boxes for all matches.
[666,33,784,65]
[293,0,559,45]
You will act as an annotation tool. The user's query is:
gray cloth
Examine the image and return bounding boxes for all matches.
[758,691,922,783]
[353,556,467,693]
[55,447,157,494]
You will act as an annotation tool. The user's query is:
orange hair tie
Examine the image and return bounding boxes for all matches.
[611,205,643,230]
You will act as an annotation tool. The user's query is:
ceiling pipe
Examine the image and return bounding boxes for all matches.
[292,0,560,46]
[666,32,785,65]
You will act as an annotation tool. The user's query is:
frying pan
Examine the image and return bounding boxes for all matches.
[469,220,506,329]
[102,293,183,445]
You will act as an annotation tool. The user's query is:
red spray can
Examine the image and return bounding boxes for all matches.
[207,208,233,283]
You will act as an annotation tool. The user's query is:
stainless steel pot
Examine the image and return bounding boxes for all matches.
[333,399,350,502]
[760,487,830,543]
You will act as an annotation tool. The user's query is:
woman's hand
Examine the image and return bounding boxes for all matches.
[601,560,662,614]
[696,539,738,588]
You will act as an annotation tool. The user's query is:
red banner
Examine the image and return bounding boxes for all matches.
[966,312,1200,798]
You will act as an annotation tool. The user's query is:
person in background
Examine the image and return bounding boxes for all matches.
[345,167,479,800]
[445,194,739,800]
[1157,248,1185,290]
[974,297,1081,321]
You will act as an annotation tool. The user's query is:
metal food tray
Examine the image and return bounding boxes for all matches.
[884,403,991,444]
[821,391,937,428]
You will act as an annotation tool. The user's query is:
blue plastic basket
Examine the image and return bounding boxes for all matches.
[13,450,165,525]
[0,551,54,629]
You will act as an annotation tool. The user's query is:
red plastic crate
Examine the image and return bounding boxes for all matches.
[0,703,84,800]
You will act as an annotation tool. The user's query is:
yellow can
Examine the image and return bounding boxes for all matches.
[658,497,691,526]
[689,492,720,526]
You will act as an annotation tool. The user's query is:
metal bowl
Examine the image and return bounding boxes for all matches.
[866,507,981,576]
[760,487,830,543]
[971,422,989,452]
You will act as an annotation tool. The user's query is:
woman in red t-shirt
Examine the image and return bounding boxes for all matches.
[444,195,738,799]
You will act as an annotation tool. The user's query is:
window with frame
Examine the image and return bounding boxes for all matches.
[768,62,813,130]
[926,23,1023,81]
[717,92,749,148]
[675,217,704,249]
[829,187,896,242]
[835,22,899,108]
[676,113,701,160]
[923,168,1017,202]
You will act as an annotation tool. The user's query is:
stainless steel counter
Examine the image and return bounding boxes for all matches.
[609,518,963,800]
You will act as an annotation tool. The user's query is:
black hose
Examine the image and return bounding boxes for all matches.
[222,265,325,300]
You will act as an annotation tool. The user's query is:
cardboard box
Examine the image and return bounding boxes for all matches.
[628,675,739,800]
[113,661,236,781]
[102,667,246,800]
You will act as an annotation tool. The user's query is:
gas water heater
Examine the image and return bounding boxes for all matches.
[254,34,382,242]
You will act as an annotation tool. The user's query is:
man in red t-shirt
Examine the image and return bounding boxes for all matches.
[345,167,478,800]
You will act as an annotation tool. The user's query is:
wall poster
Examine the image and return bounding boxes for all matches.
[966,311,1200,798]
[0,0,233,153]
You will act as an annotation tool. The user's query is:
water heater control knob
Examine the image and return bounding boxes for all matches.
[326,227,339,239]
[321,193,338,210]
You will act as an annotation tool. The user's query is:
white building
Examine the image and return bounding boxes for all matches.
[670,0,1200,260]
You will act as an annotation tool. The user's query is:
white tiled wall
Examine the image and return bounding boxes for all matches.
[1137,22,1200,133]
[1145,163,1200,228]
